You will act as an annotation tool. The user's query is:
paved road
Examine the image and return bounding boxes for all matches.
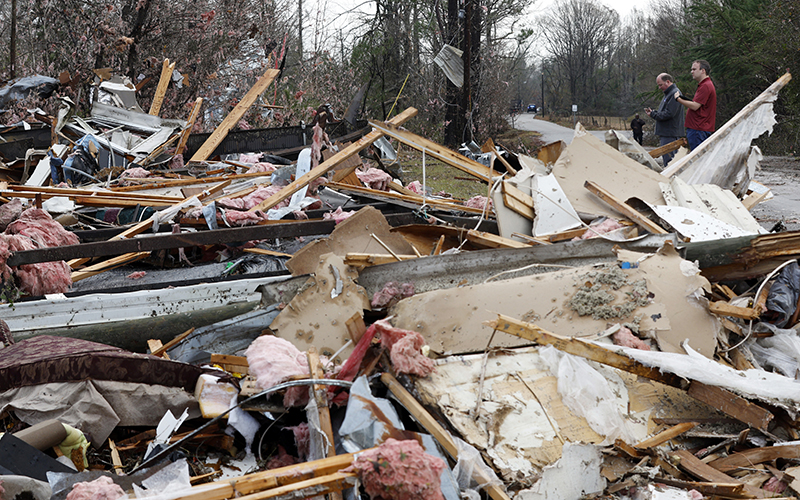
[510,112,632,144]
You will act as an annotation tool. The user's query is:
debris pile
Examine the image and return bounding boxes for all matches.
[2,67,800,500]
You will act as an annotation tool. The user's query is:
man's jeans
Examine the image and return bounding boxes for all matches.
[687,128,712,151]
[660,136,679,167]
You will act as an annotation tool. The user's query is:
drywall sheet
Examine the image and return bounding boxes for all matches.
[550,126,666,218]
[391,242,718,357]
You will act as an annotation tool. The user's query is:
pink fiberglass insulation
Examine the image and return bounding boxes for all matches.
[374,319,434,377]
[65,476,126,500]
[218,185,289,211]
[224,210,266,226]
[0,199,23,232]
[119,167,150,178]
[246,335,311,407]
[463,195,492,212]
[323,207,356,224]
[349,438,445,500]
[288,423,310,460]
[6,208,80,248]
[612,326,651,351]
[371,282,415,309]
[246,162,277,174]
[266,444,299,470]
[578,218,626,240]
[239,153,261,164]
[406,180,423,195]
[310,124,330,169]
[127,271,147,279]
[356,168,393,191]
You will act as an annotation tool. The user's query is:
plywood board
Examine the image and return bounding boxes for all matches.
[286,206,415,276]
[269,253,371,361]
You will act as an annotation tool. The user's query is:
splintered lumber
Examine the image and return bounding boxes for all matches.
[307,347,337,459]
[742,189,770,210]
[71,251,150,282]
[242,248,293,258]
[707,444,800,474]
[110,172,268,192]
[687,381,773,431]
[68,181,230,270]
[190,68,281,162]
[73,196,176,208]
[172,451,370,500]
[482,138,517,175]
[176,97,204,155]
[368,121,499,183]
[327,182,487,215]
[672,450,773,499]
[584,180,668,234]
[4,185,184,202]
[248,107,418,213]
[466,229,529,249]
[653,477,745,498]
[381,373,513,500]
[648,137,687,159]
[708,301,761,320]
[501,181,534,220]
[233,472,357,500]
[209,354,250,375]
[151,327,194,357]
[634,422,698,450]
[344,253,417,268]
[149,59,176,116]
[486,314,777,430]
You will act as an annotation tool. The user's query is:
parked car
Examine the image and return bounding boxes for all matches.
[527,104,537,113]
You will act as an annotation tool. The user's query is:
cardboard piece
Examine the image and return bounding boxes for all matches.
[550,125,666,219]
[391,242,718,357]
[270,253,371,361]
[286,206,415,276]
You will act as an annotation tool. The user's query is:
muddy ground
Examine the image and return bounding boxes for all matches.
[751,156,800,232]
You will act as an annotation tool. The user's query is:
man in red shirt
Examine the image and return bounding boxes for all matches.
[675,60,717,150]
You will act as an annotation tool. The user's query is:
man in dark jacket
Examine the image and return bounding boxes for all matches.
[645,73,685,167]
[630,114,645,145]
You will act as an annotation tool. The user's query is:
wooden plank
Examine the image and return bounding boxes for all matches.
[307,347,337,461]
[110,172,268,192]
[482,138,517,175]
[248,108,418,212]
[543,227,587,242]
[742,189,770,211]
[327,182,487,215]
[209,354,250,375]
[70,252,150,282]
[108,439,124,475]
[3,187,183,202]
[344,253,417,268]
[381,373,513,500]
[648,137,687,158]
[149,59,176,116]
[231,472,357,500]
[672,449,772,499]
[73,196,175,208]
[634,422,698,450]
[501,181,534,220]
[466,229,529,249]
[653,477,745,498]
[486,314,686,388]
[190,68,281,162]
[176,97,203,156]
[242,248,293,258]
[151,327,194,357]
[708,444,800,474]
[584,180,668,234]
[708,301,761,320]
[687,381,773,431]
[369,120,499,183]
[148,339,168,359]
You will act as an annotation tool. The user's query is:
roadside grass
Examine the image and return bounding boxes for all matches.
[387,130,546,200]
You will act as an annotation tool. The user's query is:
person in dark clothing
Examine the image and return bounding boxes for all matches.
[645,73,685,167]
[630,114,645,145]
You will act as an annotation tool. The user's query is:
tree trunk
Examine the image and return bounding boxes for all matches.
[10,0,17,79]
[443,0,462,147]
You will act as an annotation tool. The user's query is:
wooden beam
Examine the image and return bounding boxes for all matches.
[149,59,176,116]
[687,381,773,432]
[482,138,517,175]
[369,121,500,183]
[634,422,698,450]
[176,97,203,156]
[466,229,529,249]
[672,450,772,499]
[344,253,418,268]
[653,477,745,498]
[306,347,342,500]
[190,68,281,162]
[381,373,513,500]
[742,189,770,211]
[151,327,194,357]
[110,172,266,192]
[327,182,487,215]
[70,251,150,282]
[228,472,357,500]
[242,248,293,258]
[584,180,668,234]
[248,107,418,212]
[648,137,687,158]
[501,181,534,220]
[708,301,761,320]
[707,444,800,474]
